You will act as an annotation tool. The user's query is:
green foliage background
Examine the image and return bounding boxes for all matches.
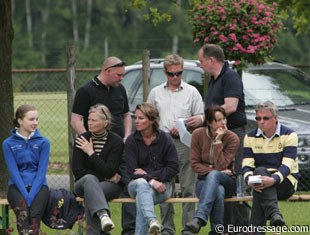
[11,0,309,69]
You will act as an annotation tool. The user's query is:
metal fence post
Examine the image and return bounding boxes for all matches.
[66,45,76,192]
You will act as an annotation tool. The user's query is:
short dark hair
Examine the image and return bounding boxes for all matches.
[203,105,226,126]
[201,44,225,62]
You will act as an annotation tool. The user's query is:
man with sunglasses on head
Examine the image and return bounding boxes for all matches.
[198,44,248,234]
[71,56,132,139]
[71,56,135,235]
[148,54,204,235]
[241,100,298,231]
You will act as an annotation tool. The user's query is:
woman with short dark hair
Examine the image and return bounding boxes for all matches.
[184,105,240,234]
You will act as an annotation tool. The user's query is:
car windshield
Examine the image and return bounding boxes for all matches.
[243,68,310,107]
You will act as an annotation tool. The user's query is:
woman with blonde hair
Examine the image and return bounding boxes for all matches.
[72,104,124,234]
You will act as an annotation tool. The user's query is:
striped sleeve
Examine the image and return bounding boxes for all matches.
[242,134,255,182]
[272,132,298,184]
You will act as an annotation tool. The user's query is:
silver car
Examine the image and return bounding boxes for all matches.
[122,60,310,190]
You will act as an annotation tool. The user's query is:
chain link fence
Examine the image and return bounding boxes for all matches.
[12,68,99,190]
[12,67,310,191]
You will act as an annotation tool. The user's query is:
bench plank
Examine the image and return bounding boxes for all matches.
[2,194,310,206]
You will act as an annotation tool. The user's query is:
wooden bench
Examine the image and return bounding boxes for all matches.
[1,195,310,232]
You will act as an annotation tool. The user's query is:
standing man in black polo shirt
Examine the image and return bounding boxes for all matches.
[71,56,132,139]
[71,56,135,235]
[198,44,248,234]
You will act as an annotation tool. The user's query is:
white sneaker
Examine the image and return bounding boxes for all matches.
[100,216,115,232]
[148,219,162,235]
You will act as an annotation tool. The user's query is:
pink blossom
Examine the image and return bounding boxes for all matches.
[229,33,237,41]
[242,35,249,40]
[199,5,204,10]
[213,31,219,36]
[229,24,237,31]
[201,16,206,20]
[194,38,200,43]
[218,6,225,14]
[204,37,209,42]
[246,45,257,53]
[219,35,228,42]
[210,26,216,31]
[234,60,241,65]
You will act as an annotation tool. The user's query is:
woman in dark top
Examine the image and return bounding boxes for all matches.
[125,103,179,235]
[72,104,124,235]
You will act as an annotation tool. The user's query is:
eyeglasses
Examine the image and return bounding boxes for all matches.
[166,71,183,77]
[104,61,126,71]
[255,116,273,121]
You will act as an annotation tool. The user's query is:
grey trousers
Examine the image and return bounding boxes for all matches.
[160,139,196,235]
[251,167,295,234]
[74,174,122,235]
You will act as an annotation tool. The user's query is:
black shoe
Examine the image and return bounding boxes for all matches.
[270,213,285,226]
[185,218,203,234]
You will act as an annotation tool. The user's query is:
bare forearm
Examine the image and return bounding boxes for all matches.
[123,112,132,138]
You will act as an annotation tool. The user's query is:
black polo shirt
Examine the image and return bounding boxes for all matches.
[72,76,129,138]
[205,62,247,129]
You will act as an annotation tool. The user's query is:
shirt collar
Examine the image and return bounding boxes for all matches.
[256,122,281,140]
[164,80,184,91]
[16,130,35,140]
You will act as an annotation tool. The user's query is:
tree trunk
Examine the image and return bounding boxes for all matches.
[84,0,92,51]
[71,0,79,45]
[40,0,50,65]
[25,0,33,48]
[0,0,14,198]
[172,35,179,54]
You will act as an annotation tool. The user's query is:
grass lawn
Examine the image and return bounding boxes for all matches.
[7,201,310,235]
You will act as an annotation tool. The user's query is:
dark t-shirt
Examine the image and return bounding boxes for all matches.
[205,62,247,129]
[72,76,129,138]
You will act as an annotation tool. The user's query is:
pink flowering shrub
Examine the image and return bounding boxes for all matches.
[191,0,283,70]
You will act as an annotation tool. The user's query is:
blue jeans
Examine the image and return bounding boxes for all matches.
[128,178,172,235]
[195,170,235,235]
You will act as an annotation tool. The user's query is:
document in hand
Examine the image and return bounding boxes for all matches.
[176,118,192,148]
[248,175,262,184]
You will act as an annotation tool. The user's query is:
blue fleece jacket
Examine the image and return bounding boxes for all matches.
[2,129,50,207]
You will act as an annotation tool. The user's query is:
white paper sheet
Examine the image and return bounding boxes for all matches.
[176,118,192,147]
[248,175,262,184]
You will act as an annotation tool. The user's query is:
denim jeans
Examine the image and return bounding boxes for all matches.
[195,170,235,235]
[128,178,172,235]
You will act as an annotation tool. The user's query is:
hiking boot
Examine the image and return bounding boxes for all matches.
[100,216,115,232]
[148,219,162,235]
[270,213,285,226]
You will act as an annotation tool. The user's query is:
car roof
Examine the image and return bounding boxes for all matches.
[134,58,201,67]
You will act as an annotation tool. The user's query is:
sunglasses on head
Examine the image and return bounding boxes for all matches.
[166,71,183,77]
[255,116,273,121]
[105,61,126,71]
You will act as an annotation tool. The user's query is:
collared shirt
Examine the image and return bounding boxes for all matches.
[148,80,204,133]
[256,122,281,141]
